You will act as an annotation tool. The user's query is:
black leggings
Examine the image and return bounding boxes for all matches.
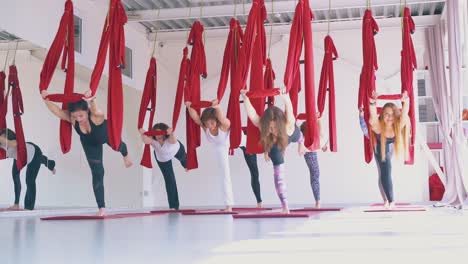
[12,144,55,210]
[156,142,187,210]
[375,154,393,203]
[82,140,128,209]
[241,146,262,203]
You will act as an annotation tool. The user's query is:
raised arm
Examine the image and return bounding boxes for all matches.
[41,91,71,122]
[87,94,105,123]
[368,91,381,134]
[138,128,154,144]
[281,93,296,133]
[400,91,410,127]
[212,100,231,131]
[185,102,203,127]
[240,90,260,127]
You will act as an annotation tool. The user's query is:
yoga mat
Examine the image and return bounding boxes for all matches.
[291,207,343,212]
[150,209,196,214]
[41,212,161,221]
[233,212,310,219]
[182,210,238,215]
[364,208,426,213]
[232,207,274,211]
[371,203,411,206]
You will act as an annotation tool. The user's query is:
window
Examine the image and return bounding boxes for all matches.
[74,15,82,53]
[122,47,133,78]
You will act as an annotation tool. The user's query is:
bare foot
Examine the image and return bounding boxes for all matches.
[282,205,290,214]
[315,201,321,209]
[223,206,233,212]
[97,208,106,216]
[256,202,263,208]
[384,201,390,209]
[8,204,20,210]
[123,156,133,168]
[389,202,395,209]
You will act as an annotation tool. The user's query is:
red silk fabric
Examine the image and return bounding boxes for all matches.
[357,9,379,163]
[137,57,157,168]
[39,0,75,154]
[0,71,7,159]
[184,21,207,170]
[317,36,338,152]
[89,0,127,151]
[401,7,417,165]
[7,66,27,170]
[284,0,319,151]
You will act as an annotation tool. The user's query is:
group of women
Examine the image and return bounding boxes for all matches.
[0,84,410,215]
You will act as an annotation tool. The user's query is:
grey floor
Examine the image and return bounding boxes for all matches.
[1,205,467,264]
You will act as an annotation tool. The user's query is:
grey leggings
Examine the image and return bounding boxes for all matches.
[304,152,320,202]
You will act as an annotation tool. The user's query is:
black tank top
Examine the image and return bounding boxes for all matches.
[74,114,108,145]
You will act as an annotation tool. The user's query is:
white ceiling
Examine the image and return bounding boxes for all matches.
[122,0,445,34]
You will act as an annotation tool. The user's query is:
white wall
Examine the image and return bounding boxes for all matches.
[0,0,151,92]
[150,26,429,207]
[0,51,143,208]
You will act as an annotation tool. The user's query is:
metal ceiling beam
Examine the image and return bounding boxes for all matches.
[127,0,443,23]
[149,14,441,42]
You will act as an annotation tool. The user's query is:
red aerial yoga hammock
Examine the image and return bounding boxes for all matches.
[237,0,269,155]
[357,9,379,164]
[39,0,76,154]
[400,6,417,165]
[184,21,207,170]
[317,36,338,152]
[284,0,320,151]
[137,57,157,168]
[4,65,27,170]
[89,0,127,151]
[218,18,244,154]
[0,71,7,159]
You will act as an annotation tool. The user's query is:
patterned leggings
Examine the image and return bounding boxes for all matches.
[304,152,320,202]
[273,164,287,207]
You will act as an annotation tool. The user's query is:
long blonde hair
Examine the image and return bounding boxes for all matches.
[372,103,409,161]
[259,106,288,153]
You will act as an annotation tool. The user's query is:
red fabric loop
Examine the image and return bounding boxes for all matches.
[246,88,280,98]
[377,94,402,100]
[46,93,84,104]
[190,101,212,109]
[144,130,167,137]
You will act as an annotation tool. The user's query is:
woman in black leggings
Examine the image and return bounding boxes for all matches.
[42,91,133,216]
[0,129,56,210]
[368,91,410,208]
[139,123,187,210]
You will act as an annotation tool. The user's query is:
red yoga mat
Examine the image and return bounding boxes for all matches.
[232,207,274,211]
[291,207,343,212]
[371,203,411,206]
[150,209,196,214]
[182,210,238,215]
[364,208,426,213]
[233,212,310,219]
[40,212,161,221]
